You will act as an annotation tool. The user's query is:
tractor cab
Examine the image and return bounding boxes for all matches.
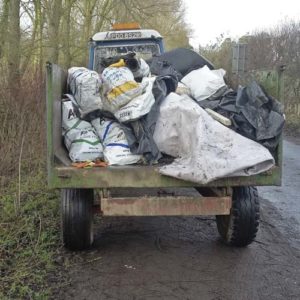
[88,23,164,71]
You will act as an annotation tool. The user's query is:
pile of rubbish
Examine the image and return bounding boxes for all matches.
[62,48,284,184]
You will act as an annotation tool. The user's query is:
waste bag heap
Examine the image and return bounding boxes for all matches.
[62,48,285,184]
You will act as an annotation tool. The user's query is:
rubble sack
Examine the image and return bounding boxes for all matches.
[67,67,103,117]
[91,117,141,165]
[114,77,156,123]
[101,66,147,112]
[62,100,103,162]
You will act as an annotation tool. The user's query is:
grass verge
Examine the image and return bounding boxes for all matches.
[0,171,61,299]
[285,117,300,138]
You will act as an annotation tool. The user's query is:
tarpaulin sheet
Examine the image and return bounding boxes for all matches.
[153,93,274,184]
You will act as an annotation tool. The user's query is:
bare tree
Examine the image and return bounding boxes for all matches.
[45,0,62,63]
[0,0,9,60]
[7,0,20,96]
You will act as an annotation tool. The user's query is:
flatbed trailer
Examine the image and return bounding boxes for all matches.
[46,25,284,250]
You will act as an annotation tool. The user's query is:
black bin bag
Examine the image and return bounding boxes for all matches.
[150,47,214,78]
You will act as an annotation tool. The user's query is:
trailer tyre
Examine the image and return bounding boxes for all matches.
[216,186,259,247]
[61,189,94,250]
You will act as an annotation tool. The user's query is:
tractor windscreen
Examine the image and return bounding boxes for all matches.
[93,43,160,72]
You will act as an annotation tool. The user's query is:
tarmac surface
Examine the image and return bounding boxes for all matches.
[57,139,300,300]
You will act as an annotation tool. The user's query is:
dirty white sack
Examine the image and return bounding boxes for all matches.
[181,65,226,101]
[91,117,141,165]
[153,93,274,184]
[101,66,147,112]
[114,77,155,122]
[62,100,103,162]
[67,67,103,117]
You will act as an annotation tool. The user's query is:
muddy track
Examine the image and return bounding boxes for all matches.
[54,203,300,300]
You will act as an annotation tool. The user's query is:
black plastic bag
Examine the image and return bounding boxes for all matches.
[198,81,285,152]
[122,74,178,163]
[150,47,214,78]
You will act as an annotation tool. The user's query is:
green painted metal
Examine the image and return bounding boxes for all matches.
[46,63,284,189]
[46,63,54,185]
[48,165,281,189]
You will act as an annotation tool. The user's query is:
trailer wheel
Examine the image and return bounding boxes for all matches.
[61,188,94,250]
[216,186,259,247]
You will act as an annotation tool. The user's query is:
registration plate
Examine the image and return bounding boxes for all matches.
[108,32,142,40]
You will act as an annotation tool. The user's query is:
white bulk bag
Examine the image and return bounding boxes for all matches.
[91,117,141,165]
[181,65,226,101]
[67,67,103,117]
[114,77,155,122]
[62,100,103,162]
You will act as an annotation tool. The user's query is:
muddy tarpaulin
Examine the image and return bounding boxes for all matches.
[153,93,275,184]
[198,81,285,151]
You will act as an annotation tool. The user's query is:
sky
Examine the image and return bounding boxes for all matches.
[184,0,300,47]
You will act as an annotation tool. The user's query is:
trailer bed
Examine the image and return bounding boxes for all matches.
[46,63,283,189]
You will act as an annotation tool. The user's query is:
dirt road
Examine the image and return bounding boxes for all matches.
[57,140,300,300]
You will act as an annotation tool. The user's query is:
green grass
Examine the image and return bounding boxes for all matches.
[285,114,300,138]
[0,171,61,299]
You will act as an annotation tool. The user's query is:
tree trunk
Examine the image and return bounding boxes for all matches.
[63,0,74,67]
[47,0,62,63]
[7,0,20,99]
[35,0,44,75]
[0,0,9,60]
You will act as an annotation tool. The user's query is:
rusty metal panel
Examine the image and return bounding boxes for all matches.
[101,196,231,216]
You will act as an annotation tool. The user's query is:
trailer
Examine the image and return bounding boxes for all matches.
[46,23,284,250]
